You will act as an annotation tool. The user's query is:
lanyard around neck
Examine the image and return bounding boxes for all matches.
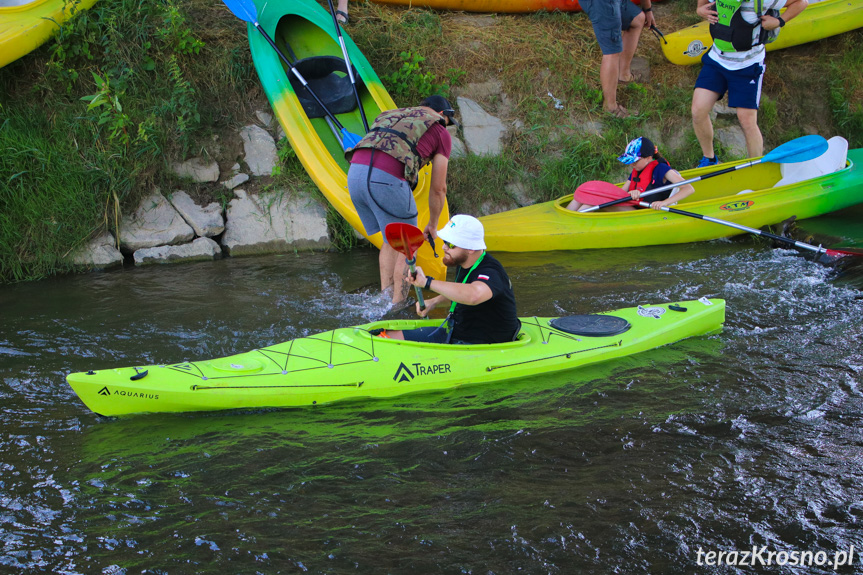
[448,251,486,314]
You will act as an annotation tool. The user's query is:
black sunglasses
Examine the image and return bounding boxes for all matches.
[443,241,458,249]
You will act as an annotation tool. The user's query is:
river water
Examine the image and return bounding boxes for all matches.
[1,207,862,574]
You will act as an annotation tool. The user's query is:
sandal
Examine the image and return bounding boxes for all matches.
[336,9,349,25]
[605,105,630,119]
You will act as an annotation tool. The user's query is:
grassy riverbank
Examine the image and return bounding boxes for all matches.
[1,0,861,283]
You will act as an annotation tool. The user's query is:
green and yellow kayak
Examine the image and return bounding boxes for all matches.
[248,0,447,279]
[66,298,725,416]
[660,0,863,66]
[0,0,98,68]
[481,146,863,252]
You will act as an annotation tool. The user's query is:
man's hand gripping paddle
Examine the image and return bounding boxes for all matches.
[385,223,427,310]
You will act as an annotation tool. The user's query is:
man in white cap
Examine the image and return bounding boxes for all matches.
[379,215,519,345]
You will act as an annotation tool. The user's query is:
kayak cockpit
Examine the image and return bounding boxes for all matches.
[553,137,851,216]
[354,321,534,350]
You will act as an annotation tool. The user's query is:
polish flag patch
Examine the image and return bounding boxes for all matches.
[478,274,490,280]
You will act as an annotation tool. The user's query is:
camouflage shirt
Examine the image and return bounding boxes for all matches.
[346,107,445,187]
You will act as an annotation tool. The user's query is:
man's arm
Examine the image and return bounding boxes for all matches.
[410,266,493,307]
[761,0,808,30]
[641,0,656,29]
[425,154,448,240]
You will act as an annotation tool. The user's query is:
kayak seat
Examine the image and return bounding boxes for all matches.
[511,319,522,341]
[288,56,361,119]
[548,315,631,337]
[774,136,849,188]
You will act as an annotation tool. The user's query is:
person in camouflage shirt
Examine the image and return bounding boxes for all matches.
[346,95,456,306]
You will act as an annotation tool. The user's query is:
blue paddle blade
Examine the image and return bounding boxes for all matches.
[763,135,828,164]
[221,0,258,24]
[341,129,363,150]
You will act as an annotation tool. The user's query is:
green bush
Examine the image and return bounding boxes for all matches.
[382,51,446,103]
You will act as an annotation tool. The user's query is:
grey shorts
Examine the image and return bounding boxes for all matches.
[581,0,642,55]
[348,163,418,241]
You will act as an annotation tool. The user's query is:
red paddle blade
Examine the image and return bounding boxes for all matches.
[825,247,863,258]
[384,223,425,260]
[574,180,638,207]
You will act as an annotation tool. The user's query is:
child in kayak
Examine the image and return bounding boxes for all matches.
[566,136,695,212]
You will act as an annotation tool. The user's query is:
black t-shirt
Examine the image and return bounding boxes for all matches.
[450,253,519,344]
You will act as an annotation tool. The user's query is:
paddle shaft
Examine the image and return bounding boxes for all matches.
[639,201,843,256]
[325,0,370,132]
[249,21,351,134]
[405,256,426,310]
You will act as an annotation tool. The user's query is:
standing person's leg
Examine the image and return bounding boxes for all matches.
[618,1,645,83]
[692,88,721,159]
[581,0,627,116]
[736,108,763,158]
[691,55,728,166]
[379,243,407,301]
[727,61,766,158]
[599,54,623,115]
[336,0,349,24]
[348,163,417,303]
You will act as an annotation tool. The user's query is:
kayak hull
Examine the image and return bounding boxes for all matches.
[661,0,863,66]
[0,0,98,68]
[365,0,651,13]
[481,148,863,252]
[248,0,447,279]
[66,299,725,416]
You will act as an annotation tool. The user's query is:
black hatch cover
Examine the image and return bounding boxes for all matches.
[548,315,631,337]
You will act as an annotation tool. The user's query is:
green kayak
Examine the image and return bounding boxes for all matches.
[66,299,726,416]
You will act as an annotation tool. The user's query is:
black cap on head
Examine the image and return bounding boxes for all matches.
[421,95,458,127]
[639,137,656,158]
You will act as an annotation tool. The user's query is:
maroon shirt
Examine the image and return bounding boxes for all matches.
[350,122,452,181]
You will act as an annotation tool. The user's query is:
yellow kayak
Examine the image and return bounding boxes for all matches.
[0,0,98,68]
[481,142,863,252]
[661,0,863,66]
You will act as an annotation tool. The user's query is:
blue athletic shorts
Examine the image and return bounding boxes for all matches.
[348,163,417,241]
[694,53,765,110]
[581,0,643,55]
[401,325,471,345]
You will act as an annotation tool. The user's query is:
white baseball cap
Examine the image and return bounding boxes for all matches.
[437,214,486,250]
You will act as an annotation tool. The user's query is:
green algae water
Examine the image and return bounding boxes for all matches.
[1,208,862,574]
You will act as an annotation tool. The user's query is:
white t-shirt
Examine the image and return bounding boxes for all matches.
[707,0,787,70]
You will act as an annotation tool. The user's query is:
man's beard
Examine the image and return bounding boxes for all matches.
[443,250,469,268]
